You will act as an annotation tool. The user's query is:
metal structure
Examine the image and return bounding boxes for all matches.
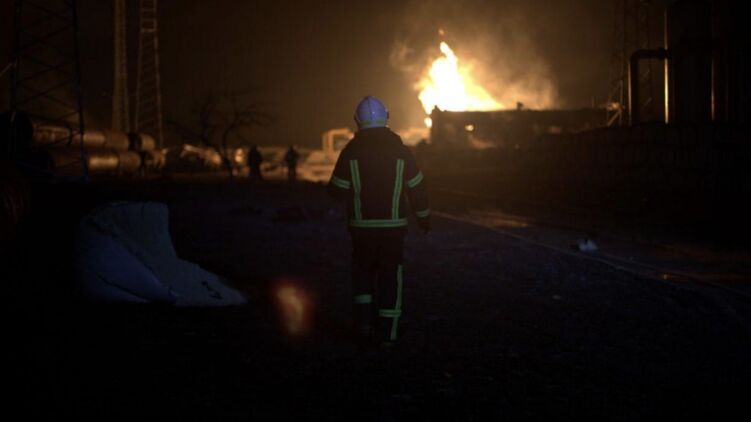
[112,0,130,132]
[430,108,606,149]
[135,0,164,149]
[8,0,87,176]
[607,0,656,126]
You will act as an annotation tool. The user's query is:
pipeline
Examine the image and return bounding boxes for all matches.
[628,48,670,126]
[2,114,164,176]
[628,43,726,126]
[41,148,144,176]
[32,123,156,152]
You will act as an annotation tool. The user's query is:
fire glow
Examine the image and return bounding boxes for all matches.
[417,42,504,127]
[275,282,311,336]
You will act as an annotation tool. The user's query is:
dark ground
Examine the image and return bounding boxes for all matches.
[6,177,751,420]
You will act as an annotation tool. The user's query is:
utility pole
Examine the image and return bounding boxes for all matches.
[112,0,130,132]
[8,0,87,176]
[607,0,656,126]
[135,0,164,148]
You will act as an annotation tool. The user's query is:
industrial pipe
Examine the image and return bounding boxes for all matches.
[32,124,130,151]
[628,48,670,126]
[30,122,157,153]
[631,44,724,126]
[42,148,142,175]
[128,132,157,151]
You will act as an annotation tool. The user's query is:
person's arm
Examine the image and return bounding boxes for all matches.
[403,148,430,233]
[327,150,351,201]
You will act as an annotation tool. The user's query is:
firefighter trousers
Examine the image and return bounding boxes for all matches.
[351,231,404,343]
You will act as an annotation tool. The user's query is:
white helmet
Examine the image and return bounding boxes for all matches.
[354,96,389,129]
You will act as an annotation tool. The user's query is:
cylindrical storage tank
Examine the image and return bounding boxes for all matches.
[138,133,156,151]
[31,124,76,147]
[128,132,156,151]
[666,0,713,124]
[5,116,133,154]
[116,151,142,174]
[87,150,121,173]
[32,125,119,150]
[100,130,130,151]
[32,125,108,149]
[140,133,156,151]
[34,148,133,176]
[79,131,107,148]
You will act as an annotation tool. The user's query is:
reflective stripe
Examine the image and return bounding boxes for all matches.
[349,219,407,228]
[396,265,403,308]
[391,159,404,219]
[354,294,372,304]
[378,265,404,341]
[349,160,362,220]
[379,309,402,318]
[330,175,351,189]
[392,265,403,341]
[415,208,431,218]
[407,171,424,188]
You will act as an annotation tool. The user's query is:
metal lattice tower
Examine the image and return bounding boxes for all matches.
[8,0,87,175]
[135,0,164,148]
[607,0,656,126]
[112,0,130,132]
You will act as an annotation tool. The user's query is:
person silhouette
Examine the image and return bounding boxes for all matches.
[284,145,300,184]
[247,145,263,181]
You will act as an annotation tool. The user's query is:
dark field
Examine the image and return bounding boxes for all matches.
[7,179,751,420]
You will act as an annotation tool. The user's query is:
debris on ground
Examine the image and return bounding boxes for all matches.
[574,237,598,252]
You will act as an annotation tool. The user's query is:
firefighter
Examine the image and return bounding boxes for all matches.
[327,96,430,347]
[284,145,300,184]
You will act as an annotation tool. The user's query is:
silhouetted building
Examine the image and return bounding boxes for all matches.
[429,107,606,150]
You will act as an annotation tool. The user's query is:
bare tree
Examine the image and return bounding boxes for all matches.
[168,90,273,178]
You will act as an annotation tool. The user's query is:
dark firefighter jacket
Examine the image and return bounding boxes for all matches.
[327,127,430,235]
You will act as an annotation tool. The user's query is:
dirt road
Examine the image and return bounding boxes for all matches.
[9,180,750,419]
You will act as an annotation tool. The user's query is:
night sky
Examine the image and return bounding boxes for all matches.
[2,0,622,147]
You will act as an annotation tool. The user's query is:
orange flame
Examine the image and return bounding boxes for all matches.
[417,42,504,127]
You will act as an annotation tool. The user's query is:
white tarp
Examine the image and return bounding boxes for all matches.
[74,202,246,306]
